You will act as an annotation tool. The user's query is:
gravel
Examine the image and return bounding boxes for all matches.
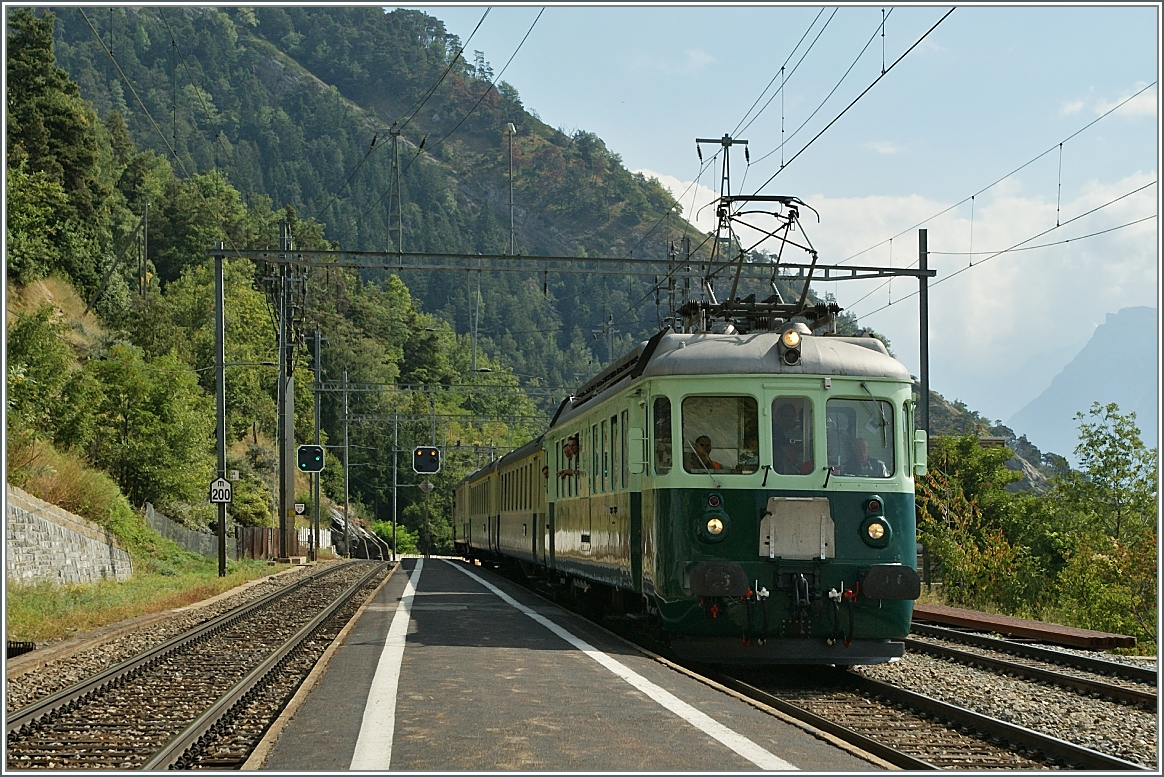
[5,563,325,713]
[856,651,1159,768]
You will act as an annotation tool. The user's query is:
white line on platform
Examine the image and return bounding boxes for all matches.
[444,559,797,771]
[350,558,424,770]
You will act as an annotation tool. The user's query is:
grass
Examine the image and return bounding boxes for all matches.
[5,556,291,644]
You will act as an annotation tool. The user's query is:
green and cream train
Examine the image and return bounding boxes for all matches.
[453,324,926,665]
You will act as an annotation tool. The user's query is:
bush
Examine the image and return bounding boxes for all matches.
[371,520,418,555]
[1051,532,1157,649]
[6,435,172,559]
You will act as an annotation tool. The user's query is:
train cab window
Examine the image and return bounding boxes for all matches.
[681,396,759,474]
[772,397,816,475]
[826,397,895,478]
[652,397,673,475]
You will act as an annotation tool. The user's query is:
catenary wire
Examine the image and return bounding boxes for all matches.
[749,7,955,196]
[78,8,191,180]
[736,7,840,138]
[309,8,492,226]
[731,7,829,137]
[835,80,1158,267]
[339,9,543,247]
[750,8,892,166]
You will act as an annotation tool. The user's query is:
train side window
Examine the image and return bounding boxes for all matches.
[591,424,599,493]
[681,395,759,474]
[653,397,673,475]
[612,413,621,491]
[620,410,628,488]
[601,419,609,493]
[826,397,895,478]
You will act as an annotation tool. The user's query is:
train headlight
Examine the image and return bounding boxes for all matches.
[697,512,730,542]
[859,515,892,548]
[781,329,801,349]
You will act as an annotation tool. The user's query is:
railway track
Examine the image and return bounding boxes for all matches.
[506,564,1156,770]
[707,666,1150,771]
[6,560,389,770]
[908,624,1157,708]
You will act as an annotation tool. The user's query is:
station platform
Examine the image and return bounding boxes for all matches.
[253,557,886,772]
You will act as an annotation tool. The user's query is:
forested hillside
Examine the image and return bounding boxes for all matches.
[45,5,728,393]
[7,7,539,555]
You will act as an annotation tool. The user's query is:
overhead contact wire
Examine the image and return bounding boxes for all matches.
[731,7,827,137]
[750,7,955,195]
[837,80,1158,267]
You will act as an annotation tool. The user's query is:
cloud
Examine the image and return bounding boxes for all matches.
[1060,82,1157,119]
[866,140,905,155]
[1094,82,1157,118]
[629,48,715,75]
[805,177,1157,421]
[633,168,720,233]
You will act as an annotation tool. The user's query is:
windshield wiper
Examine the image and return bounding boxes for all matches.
[860,381,890,447]
[685,439,722,489]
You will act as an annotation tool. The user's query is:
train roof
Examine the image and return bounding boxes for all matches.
[551,329,911,430]
[453,434,544,488]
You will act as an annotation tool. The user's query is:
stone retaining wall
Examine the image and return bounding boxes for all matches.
[6,486,133,585]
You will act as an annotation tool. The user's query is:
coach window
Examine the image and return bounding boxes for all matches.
[826,397,895,478]
[612,413,621,490]
[601,419,609,493]
[591,424,599,493]
[681,396,759,474]
[652,397,673,475]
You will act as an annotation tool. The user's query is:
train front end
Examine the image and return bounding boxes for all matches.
[640,330,925,665]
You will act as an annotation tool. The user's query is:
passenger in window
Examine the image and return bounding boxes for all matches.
[558,435,582,478]
[774,438,814,475]
[685,435,722,471]
[842,438,889,477]
[773,402,801,445]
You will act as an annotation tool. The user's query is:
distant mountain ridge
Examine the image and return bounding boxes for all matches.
[1008,306,1158,466]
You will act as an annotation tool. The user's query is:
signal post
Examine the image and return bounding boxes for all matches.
[414,446,441,558]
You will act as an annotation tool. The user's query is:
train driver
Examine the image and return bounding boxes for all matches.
[842,437,889,478]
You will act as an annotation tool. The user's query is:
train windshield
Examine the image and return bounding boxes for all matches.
[681,396,759,474]
[826,398,895,478]
[771,397,816,475]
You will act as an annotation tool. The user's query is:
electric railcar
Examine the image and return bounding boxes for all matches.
[453,324,926,665]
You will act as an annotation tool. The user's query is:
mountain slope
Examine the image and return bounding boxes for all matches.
[1008,306,1158,466]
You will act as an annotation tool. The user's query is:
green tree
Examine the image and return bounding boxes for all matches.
[5,305,102,449]
[85,344,216,507]
[1056,402,1157,543]
[1046,402,1157,647]
[917,466,1042,613]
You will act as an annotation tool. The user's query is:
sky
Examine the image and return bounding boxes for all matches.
[396,3,1160,435]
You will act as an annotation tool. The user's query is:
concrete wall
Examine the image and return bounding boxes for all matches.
[145,503,236,560]
[6,486,133,585]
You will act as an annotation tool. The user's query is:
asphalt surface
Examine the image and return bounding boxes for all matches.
[258,556,883,772]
